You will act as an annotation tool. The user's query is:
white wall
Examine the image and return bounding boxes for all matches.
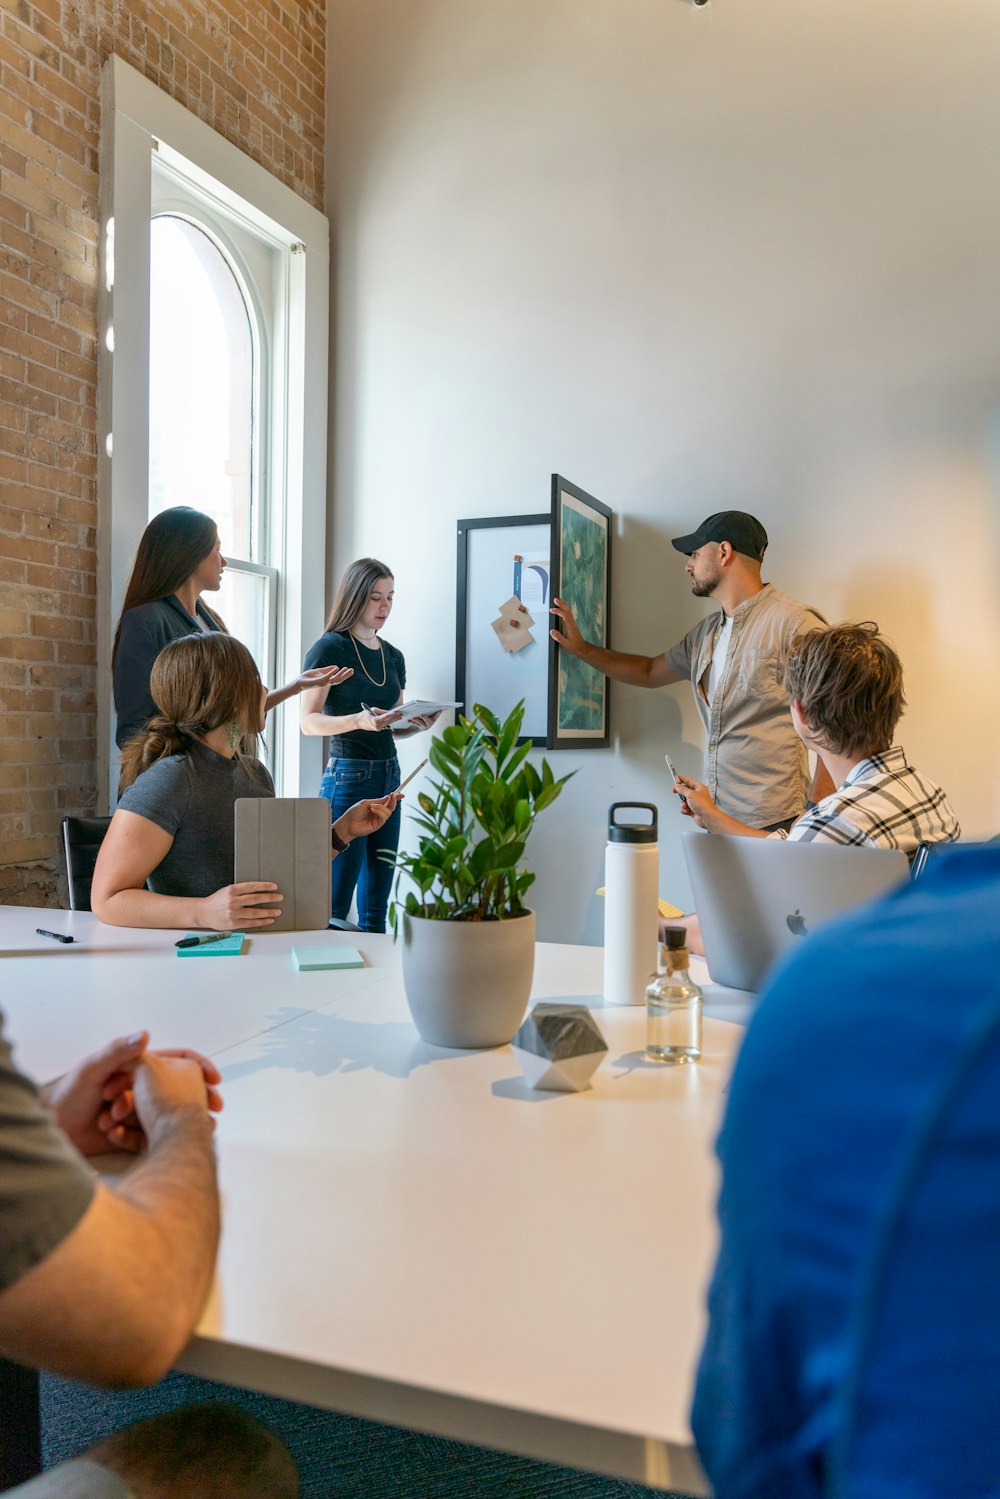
[326,0,1000,943]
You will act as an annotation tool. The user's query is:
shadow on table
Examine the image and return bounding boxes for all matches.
[220,1006,475,1083]
[490,1075,565,1104]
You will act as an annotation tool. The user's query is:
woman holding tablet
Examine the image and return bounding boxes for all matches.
[93,632,399,930]
[113,506,346,749]
[300,558,438,933]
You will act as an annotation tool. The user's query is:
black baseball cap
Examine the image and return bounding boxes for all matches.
[670,511,768,562]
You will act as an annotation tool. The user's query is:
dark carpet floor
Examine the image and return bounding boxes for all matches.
[41,1372,693,1498]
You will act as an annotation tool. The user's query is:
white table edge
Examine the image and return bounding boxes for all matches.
[177,1336,710,1494]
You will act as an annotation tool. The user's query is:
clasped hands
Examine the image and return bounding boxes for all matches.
[43,1031,223,1158]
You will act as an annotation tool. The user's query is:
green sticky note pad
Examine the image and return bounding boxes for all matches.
[177,934,246,957]
[292,946,364,971]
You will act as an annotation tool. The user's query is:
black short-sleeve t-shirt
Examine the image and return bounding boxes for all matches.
[302,631,406,761]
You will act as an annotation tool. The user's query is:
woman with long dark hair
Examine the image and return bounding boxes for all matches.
[93,632,399,929]
[113,506,347,748]
[300,558,438,933]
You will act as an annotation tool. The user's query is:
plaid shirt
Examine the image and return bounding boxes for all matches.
[777,745,960,860]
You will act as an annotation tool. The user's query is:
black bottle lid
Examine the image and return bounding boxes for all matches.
[607,802,658,843]
[663,926,688,950]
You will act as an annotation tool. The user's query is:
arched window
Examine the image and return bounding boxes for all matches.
[149,215,256,554]
[148,207,275,690]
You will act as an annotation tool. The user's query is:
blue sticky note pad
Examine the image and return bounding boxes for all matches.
[177,934,246,957]
[292,946,364,971]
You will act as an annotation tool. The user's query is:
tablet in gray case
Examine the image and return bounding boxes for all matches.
[234,798,331,931]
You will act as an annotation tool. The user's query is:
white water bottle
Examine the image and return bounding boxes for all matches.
[604,802,659,1007]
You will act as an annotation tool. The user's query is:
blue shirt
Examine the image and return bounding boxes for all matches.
[692,845,1000,1498]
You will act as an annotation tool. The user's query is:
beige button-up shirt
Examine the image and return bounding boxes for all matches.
[665,584,827,829]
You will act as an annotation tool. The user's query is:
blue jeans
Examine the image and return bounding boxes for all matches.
[320,756,401,933]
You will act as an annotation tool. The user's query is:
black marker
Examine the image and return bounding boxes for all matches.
[36,928,74,944]
[175,931,236,949]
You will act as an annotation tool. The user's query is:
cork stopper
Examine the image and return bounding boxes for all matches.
[661,925,689,970]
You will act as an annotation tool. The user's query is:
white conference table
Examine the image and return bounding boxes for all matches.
[1,907,753,1493]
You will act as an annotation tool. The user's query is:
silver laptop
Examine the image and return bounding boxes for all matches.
[682,831,910,993]
[234,798,332,931]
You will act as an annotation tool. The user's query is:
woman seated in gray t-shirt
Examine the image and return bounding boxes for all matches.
[92,633,401,930]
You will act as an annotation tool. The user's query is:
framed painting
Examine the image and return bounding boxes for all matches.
[547,475,612,750]
[456,514,552,745]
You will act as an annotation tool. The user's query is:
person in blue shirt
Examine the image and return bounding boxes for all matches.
[692,844,1000,1498]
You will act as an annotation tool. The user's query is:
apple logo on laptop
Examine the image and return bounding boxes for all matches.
[786,909,808,937]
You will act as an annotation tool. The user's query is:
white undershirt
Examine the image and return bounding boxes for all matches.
[707,614,733,705]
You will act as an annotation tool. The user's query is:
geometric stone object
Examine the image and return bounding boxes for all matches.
[511,1003,609,1092]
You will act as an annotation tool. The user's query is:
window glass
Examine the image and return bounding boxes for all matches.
[148,215,255,559]
[215,565,272,684]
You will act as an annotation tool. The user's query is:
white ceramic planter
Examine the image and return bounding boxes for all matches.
[401,909,536,1049]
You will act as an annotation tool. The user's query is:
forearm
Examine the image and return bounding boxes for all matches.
[300,709,360,737]
[264,681,299,711]
[0,1112,219,1387]
[702,806,770,838]
[570,640,673,688]
[117,1110,219,1350]
[92,886,207,930]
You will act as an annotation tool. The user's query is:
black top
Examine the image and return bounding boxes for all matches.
[302,630,406,761]
[114,595,224,748]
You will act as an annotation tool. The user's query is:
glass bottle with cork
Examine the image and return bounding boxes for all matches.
[645,926,702,1064]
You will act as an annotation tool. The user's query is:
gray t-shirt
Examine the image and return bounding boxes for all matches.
[117,739,274,898]
[665,584,827,828]
[0,1012,95,1294]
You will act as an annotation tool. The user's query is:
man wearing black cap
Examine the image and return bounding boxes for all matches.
[550,510,830,830]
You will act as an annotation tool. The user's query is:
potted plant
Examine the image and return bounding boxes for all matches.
[389,701,573,1048]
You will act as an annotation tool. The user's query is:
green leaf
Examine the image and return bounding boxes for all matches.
[428,740,461,784]
[499,740,532,782]
[470,839,495,880]
[488,840,525,871]
[513,798,530,834]
[495,703,524,766]
[473,704,501,738]
[522,762,542,798]
[533,782,562,811]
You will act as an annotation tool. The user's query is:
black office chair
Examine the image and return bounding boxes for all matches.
[61,815,112,912]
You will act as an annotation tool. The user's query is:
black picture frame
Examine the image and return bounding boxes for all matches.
[456,514,553,746]
[547,475,612,750]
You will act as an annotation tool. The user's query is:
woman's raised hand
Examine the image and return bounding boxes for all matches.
[197,882,283,929]
[296,665,353,693]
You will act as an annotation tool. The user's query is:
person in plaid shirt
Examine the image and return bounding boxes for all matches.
[674,621,959,859]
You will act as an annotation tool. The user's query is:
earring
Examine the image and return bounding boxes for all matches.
[226,719,242,753]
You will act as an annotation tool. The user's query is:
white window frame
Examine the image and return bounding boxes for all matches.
[97,55,329,808]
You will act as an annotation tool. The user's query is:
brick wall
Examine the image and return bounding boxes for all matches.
[0,0,326,906]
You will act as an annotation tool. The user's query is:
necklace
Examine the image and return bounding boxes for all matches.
[349,631,387,687]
